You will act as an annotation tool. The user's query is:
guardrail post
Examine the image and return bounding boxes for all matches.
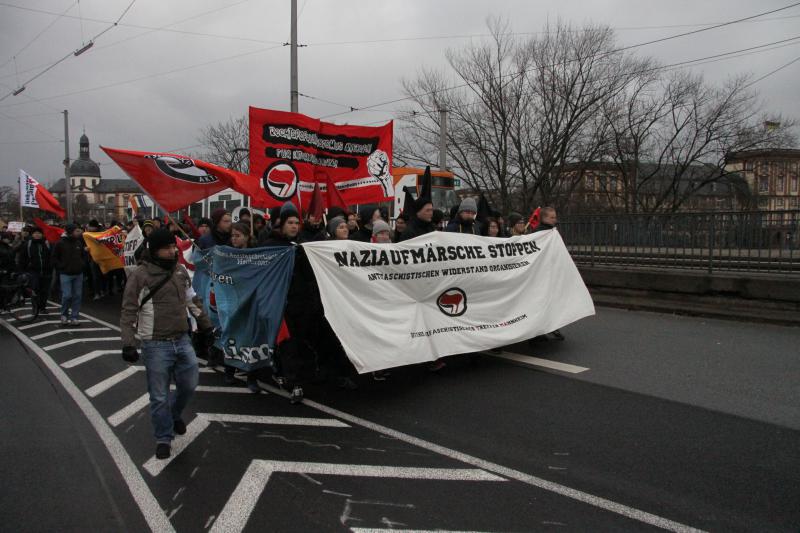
[708,215,715,274]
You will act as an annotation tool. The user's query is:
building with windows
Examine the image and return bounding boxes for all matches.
[49,132,155,222]
[725,149,800,211]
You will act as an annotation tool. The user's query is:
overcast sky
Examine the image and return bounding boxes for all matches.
[0,0,798,188]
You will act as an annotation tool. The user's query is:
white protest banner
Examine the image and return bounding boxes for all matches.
[6,221,24,233]
[19,169,38,208]
[123,223,143,273]
[302,230,595,373]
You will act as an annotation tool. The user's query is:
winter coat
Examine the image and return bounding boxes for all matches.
[120,260,211,347]
[298,224,326,244]
[398,217,436,242]
[349,227,372,242]
[197,229,231,250]
[52,236,85,275]
[17,238,52,275]
[445,218,483,235]
[0,242,15,272]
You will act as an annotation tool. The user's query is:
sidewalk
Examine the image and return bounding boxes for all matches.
[0,326,148,532]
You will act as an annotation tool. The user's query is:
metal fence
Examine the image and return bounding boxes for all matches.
[558,210,800,275]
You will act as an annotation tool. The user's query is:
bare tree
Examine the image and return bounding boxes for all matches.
[197,115,250,173]
[397,17,525,213]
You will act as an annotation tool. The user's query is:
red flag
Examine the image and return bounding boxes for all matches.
[182,213,200,239]
[249,107,393,207]
[324,173,347,210]
[19,170,66,218]
[528,207,541,230]
[33,217,64,243]
[306,182,324,220]
[175,235,195,271]
[277,318,290,344]
[101,147,282,213]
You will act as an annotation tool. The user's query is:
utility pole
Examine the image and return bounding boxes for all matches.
[63,110,72,221]
[438,109,448,171]
[290,0,298,112]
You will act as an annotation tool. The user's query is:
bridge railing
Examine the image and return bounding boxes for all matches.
[558,210,800,275]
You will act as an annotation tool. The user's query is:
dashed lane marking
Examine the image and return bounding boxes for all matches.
[43,337,121,350]
[483,350,589,374]
[210,461,506,533]
[85,367,217,398]
[17,320,91,330]
[108,386,259,428]
[143,414,351,476]
[61,350,118,368]
[86,366,142,397]
[30,327,111,340]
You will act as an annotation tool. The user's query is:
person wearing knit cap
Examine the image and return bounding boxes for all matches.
[327,217,349,240]
[197,208,232,249]
[398,195,434,242]
[120,227,214,460]
[52,223,86,326]
[299,208,326,243]
[327,206,346,221]
[371,219,392,243]
[445,197,482,235]
[196,218,212,237]
[508,212,527,236]
[350,205,381,242]
[393,212,409,243]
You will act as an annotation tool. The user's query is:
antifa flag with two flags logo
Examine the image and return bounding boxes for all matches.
[101,147,284,212]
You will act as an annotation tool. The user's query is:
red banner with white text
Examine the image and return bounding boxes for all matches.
[249,107,393,210]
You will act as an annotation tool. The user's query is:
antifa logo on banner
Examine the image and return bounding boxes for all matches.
[263,161,298,201]
[145,155,219,184]
[437,287,467,317]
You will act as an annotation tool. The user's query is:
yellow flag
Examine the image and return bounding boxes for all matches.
[83,227,125,274]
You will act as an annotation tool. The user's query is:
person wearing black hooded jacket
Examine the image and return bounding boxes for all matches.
[197,208,232,249]
[263,202,317,404]
[17,227,52,310]
[349,206,381,242]
[398,196,435,242]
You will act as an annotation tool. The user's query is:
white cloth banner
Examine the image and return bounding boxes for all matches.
[123,223,143,273]
[19,169,39,208]
[302,229,595,373]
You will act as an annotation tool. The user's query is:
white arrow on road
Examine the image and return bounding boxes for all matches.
[210,460,506,533]
[143,414,351,477]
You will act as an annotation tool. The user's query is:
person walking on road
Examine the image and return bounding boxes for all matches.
[120,228,214,460]
[52,223,86,327]
[17,227,52,313]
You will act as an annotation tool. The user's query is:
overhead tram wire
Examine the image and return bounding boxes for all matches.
[0,0,138,103]
[0,1,78,71]
[743,54,800,89]
[318,1,800,120]
[0,44,285,109]
[348,35,800,127]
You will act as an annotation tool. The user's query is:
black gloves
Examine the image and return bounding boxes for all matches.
[192,327,216,361]
[122,346,139,363]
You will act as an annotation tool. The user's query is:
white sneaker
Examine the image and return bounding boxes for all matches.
[60,315,68,326]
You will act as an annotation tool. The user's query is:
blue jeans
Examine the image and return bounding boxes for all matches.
[141,335,199,443]
[59,273,83,320]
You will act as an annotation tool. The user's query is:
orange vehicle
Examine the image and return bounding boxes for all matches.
[390,166,457,219]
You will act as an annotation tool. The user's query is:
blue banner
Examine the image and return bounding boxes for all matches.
[191,247,221,346]
[211,245,296,372]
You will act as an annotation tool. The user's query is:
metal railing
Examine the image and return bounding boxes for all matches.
[558,210,800,275]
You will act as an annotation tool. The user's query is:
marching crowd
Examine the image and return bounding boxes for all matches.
[2,195,559,459]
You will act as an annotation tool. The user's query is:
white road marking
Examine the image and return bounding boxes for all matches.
[85,366,142,397]
[108,386,265,427]
[61,349,118,368]
[108,393,150,427]
[18,320,91,330]
[43,337,121,350]
[0,318,175,533]
[257,381,701,533]
[484,350,589,374]
[351,530,498,533]
[143,414,350,476]
[30,327,111,340]
[211,460,504,533]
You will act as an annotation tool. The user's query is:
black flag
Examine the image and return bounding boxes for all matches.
[419,165,432,201]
